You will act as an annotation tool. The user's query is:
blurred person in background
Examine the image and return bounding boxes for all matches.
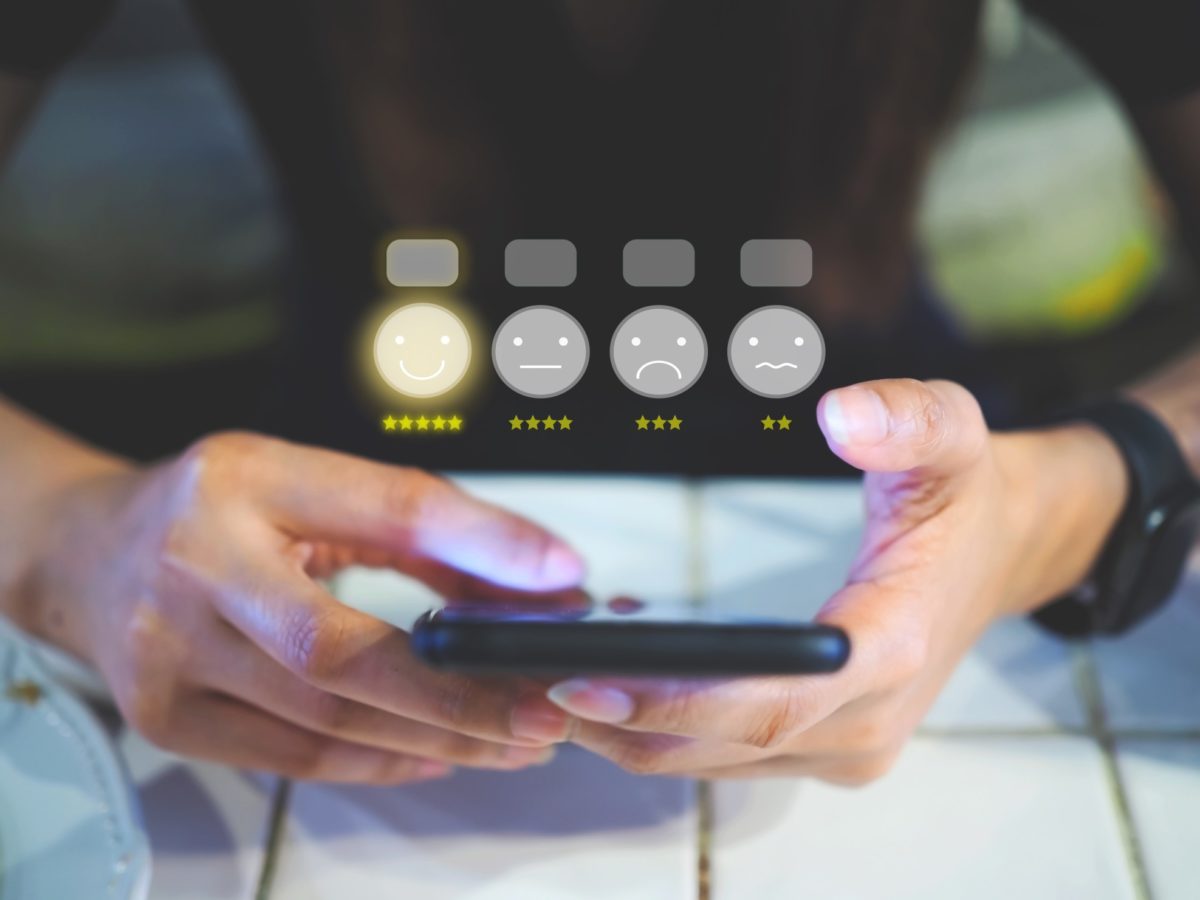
[1,0,1199,786]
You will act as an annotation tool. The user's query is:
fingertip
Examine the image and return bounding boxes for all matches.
[539,541,587,588]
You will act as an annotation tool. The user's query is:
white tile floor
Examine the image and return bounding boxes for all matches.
[113,477,1198,899]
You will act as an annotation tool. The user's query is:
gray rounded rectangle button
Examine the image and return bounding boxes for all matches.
[741,239,813,287]
[386,238,460,287]
[623,239,695,287]
[505,239,577,287]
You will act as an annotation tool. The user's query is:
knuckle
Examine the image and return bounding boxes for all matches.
[831,750,901,787]
[120,683,175,747]
[610,738,673,776]
[308,691,355,734]
[741,684,810,749]
[281,609,348,683]
[381,468,441,527]
[432,674,483,730]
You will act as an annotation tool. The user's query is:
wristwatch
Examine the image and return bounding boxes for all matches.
[1033,398,1200,637]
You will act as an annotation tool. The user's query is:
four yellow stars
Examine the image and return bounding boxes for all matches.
[510,416,573,431]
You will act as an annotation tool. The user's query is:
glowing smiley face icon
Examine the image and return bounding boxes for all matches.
[610,306,707,398]
[727,305,825,398]
[373,302,472,398]
[492,306,589,398]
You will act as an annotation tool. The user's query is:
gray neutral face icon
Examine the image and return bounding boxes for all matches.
[610,306,707,398]
[492,305,589,398]
[727,306,825,398]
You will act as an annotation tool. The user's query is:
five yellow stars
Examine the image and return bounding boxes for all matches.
[381,414,463,433]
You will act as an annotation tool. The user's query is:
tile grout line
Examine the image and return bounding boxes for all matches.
[685,480,713,900]
[1071,643,1154,900]
[254,777,292,900]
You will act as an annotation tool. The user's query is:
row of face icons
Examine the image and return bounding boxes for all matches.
[373,303,825,399]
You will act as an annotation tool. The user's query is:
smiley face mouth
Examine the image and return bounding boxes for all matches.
[754,361,799,370]
[635,360,683,380]
[399,359,447,381]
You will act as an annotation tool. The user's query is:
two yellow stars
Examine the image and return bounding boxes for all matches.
[760,415,792,431]
[382,414,463,432]
[510,416,573,431]
[635,416,683,431]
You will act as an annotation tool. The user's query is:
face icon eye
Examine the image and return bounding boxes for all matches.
[394,335,405,345]
[513,336,523,346]
[559,336,569,346]
[631,337,642,347]
[441,335,450,345]
[749,336,759,347]
[677,337,687,347]
[794,336,804,346]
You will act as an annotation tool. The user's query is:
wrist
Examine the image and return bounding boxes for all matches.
[4,458,135,659]
[993,424,1128,617]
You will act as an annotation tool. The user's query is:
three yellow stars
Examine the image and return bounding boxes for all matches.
[635,415,682,431]
[511,415,573,431]
[382,414,462,432]
[760,415,792,431]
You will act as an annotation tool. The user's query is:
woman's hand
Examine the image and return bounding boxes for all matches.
[546,379,1128,785]
[17,432,585,784]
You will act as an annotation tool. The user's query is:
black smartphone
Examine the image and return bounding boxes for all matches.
[411,597,850,677]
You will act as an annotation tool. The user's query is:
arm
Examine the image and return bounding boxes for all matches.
[544,89,1200,786]
[0,78,582,781]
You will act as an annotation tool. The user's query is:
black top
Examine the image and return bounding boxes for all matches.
[3,1,1198,475]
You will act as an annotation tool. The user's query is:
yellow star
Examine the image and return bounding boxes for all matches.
[777,415,792,430]
[382,415,398,431]
[667,416,682,430]
[432,415,446,431]
[526,416,541,431]
[509,416,524,431]
[635,416,650,431]
[652,416,666,430]
[542,416,557,431]
[761,415,776,430]
[416,416,430,431]
[448,415,463,431]
[558,416,573,430]
[399,415,413,431]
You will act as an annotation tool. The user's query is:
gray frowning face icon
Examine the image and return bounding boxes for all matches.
[492,306,590,398]
[610,306,708,398]
[727,306,825,398]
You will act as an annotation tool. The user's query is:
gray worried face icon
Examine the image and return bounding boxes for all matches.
[492,306,590,398]
[610,306,708,398]
[727,306,825,398]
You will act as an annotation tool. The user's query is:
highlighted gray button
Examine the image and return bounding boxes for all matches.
[386,238,460,287]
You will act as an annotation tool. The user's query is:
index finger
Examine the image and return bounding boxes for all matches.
[253,439,586,591]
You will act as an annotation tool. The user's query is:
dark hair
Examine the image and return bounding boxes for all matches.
[777,0,985,322]
[316,0,985,320]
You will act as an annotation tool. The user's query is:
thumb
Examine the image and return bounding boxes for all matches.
[817,378,987,476]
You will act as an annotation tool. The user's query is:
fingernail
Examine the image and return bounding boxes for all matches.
[541,543,585,587]
[503,744,558,767]
[547,679,635,724]
[510,700,572,743]
[415,760,454,779]
[822,387,890,445]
